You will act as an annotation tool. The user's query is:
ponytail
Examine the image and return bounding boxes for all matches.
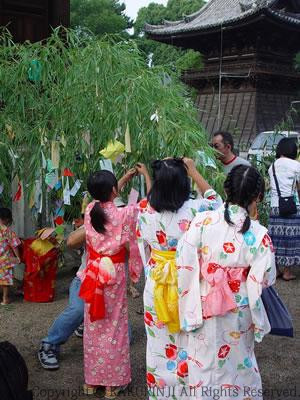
[224,201,233,227]
[90,202,108,234]
[240,215,251,234]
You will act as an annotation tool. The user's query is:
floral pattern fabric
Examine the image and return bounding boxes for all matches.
[137,190,222,399]
[174,205,276,399]
[82,200,142,386]
[0,224,21,286]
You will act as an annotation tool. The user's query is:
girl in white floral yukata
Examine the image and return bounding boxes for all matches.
[136,157,222,400]
[176,165,276,400]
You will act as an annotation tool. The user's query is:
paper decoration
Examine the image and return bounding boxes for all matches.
[28,60,42,82]
[55,225,64,235]
[150,110,159,123]
[81,192,89,214]
[63,177,71,205]
[128,188,139,205]
[113,154,125,165]
[83,131,90,146]
[61,134,67,147]
[100,159,114,173]
[54,180,62,191]
[13,182,22,202]
[0,184,3,195]
[140,175,145,198]
[197,151,217,169]
[63,168,74,177]
[45,171,58,189]
[51,141,60,169]
[100,141,125,162]
[41,151,47,169]
[125,124,131,153]
[5,124,15,140]
[54,216,64,225]
[46,159,55,172]
[56,208,64,217]
[70,179,81,197]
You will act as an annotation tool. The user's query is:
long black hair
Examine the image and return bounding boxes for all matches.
[0,341,33,400]
[148,158,190,212]
[224,165,265,234]
[87,170,118,234]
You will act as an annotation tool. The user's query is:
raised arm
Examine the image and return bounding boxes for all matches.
[117,168,137,192]
[136,163,152,194]
[183,157,211,195]
[66,226,86,249]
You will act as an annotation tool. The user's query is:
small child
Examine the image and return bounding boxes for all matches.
[0,208,21,305]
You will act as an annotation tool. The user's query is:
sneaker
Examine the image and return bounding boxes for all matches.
[38,343,59,370]
[74,323,84,338]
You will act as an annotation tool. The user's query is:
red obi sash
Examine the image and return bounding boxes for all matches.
[79,245,126,322]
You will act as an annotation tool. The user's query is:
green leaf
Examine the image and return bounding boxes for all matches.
[169,334,175,343]
[147,327,155,338]
[147,366,157,373]
[178,377,186,385]
[159,221,166,231]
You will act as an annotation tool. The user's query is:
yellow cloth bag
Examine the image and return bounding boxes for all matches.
[151,248,180,333]
[30,239,55,257]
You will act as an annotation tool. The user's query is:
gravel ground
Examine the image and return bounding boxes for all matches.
[0,252,299,400]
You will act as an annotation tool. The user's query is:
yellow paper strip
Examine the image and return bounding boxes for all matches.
[51,141,60,169]
[125,124,131,153]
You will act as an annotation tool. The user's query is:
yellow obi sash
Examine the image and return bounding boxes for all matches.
[151,248,180,334]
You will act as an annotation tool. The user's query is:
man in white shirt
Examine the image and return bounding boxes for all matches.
[212,131,251,174]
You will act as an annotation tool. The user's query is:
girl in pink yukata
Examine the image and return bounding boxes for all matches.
[80,165,151,398]
[0,208,21,305]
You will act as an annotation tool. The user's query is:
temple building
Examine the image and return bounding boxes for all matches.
[145,0,300,148]
[0,0,70,43]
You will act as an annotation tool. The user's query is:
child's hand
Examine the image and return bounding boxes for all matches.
[124,168,137,182]
[136,163,148,176]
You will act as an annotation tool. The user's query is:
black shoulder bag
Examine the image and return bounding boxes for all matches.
[272,162,297,217]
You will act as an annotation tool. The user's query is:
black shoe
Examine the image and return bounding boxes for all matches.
[74,323,84,338]
[38,343,59,370]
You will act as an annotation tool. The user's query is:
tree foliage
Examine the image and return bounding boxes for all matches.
[134,0,205,36]
[0,28,223,208]
[134,0,205,73]
[70,0,132,36]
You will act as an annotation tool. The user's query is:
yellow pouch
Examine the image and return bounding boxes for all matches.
[30,239,55,257]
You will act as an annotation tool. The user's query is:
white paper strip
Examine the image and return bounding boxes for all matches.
[100,159,114,173]
[63,176,71,205]
[140,175,145,198]
[70,180,82,197]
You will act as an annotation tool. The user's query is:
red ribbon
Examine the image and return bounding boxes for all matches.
[79,245,126,322]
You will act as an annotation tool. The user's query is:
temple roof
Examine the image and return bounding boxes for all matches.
[145,0,300,36]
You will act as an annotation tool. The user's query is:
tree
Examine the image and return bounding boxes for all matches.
[134,0,205,36]
[70,0,132,36]
[134,0,205,73]
[0,28,223,210]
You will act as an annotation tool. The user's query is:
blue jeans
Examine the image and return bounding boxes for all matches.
[42,276,84,351]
